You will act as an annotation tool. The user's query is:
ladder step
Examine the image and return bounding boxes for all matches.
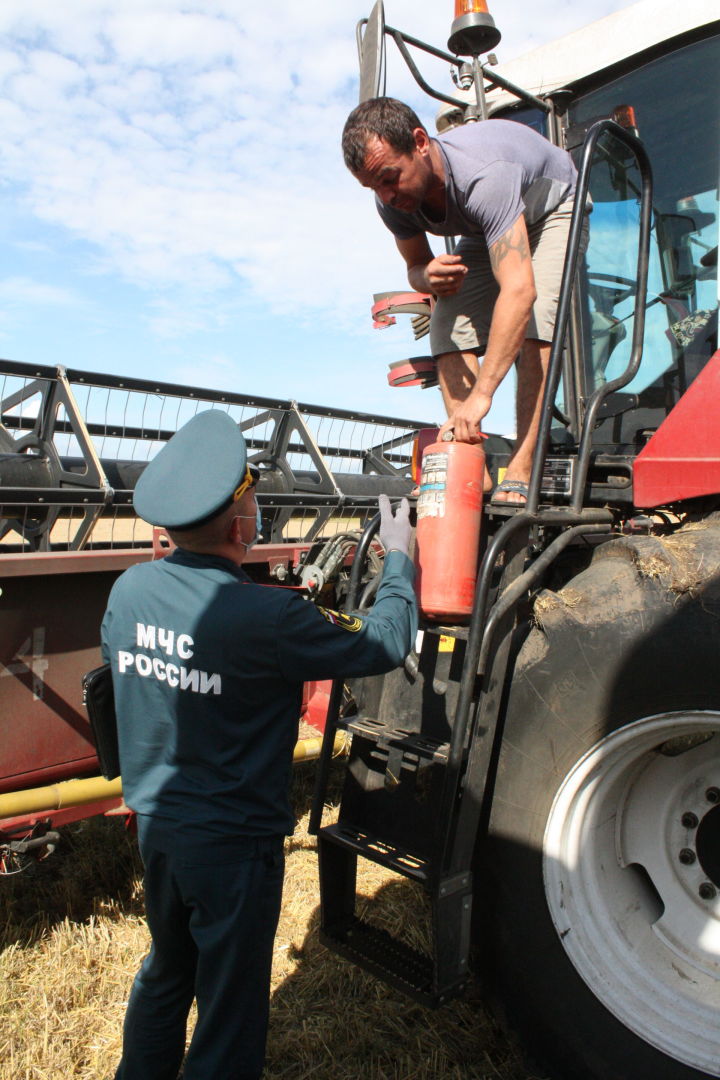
[342,716,450,763]
[321,916,447,1005]
[321,823,430,882]
[318,831,474,1008]
[484,501,533,518]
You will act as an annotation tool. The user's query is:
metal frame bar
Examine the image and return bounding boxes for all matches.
[0,359,429,549]
[247,403,342,497]
[384,23,549,113]
[1,357,431,428]
[0,366,114,550]
[1,414,415,464]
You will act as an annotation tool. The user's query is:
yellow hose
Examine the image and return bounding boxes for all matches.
[0,775,124,818]
[0,731,348,820]
[292,732,348,761]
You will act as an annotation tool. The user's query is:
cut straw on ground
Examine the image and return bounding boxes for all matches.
[1,766,546,1080]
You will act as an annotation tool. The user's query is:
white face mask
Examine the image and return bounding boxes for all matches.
[237,504,263,550]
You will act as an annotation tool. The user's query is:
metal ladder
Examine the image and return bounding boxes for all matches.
[309,509,529,1005]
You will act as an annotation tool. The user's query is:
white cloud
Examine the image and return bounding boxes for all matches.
[0,0,639,352]
[0,275,82,339]
[0,276,79,306]
[12,239,54,254]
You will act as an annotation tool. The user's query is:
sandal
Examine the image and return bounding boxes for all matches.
[490,479,529,506]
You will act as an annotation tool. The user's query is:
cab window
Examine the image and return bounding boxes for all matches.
[568,31,719,443]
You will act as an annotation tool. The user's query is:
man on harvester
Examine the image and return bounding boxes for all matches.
[343,96,587,505]
[101,409,416,1080]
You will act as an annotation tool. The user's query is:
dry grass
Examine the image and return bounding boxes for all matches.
[0,767,543,1080]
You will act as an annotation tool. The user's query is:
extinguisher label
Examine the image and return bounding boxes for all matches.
[417,452,448,518]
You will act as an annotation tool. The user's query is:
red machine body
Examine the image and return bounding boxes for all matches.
[633,348,720,507]
[0,539,334,842]
[415,438,485,622]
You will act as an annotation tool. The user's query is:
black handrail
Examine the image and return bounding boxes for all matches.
[569,130,653,511]
[524,119,654,515]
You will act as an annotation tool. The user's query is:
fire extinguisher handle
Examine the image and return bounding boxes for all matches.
[441,427,488,443]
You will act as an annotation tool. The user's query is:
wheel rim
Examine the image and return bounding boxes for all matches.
[544,712,720,1076]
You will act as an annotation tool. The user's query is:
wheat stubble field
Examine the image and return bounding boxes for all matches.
[0,766,546,1080]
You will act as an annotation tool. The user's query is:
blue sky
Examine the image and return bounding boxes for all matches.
[0,0,639,435]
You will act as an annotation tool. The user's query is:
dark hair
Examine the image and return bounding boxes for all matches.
[342,97,427,173]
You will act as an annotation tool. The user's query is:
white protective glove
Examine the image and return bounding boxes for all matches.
[378,494,412,556]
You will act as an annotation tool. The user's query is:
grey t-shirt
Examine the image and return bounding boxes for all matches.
[377,118,577,248]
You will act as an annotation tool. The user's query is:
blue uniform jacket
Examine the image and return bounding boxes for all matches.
[101,547,417,839]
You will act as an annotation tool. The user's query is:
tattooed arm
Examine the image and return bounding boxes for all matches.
[439,215,537,443]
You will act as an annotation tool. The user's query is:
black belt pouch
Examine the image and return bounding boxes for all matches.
[82,663,120,781]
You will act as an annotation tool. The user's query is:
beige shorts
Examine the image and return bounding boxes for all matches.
[429,199,589,356]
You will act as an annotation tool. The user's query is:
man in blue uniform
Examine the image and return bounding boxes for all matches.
[101,409,416,1080]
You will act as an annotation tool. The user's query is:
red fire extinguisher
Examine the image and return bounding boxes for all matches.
[415,432,486,623]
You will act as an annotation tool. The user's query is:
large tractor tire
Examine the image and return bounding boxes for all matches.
[481,517,720,1080]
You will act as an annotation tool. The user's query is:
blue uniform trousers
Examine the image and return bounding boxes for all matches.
[116,817,285,1080]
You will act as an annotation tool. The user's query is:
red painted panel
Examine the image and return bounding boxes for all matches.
[633,349,720,507]
[0,549,149,578]
[0,540,336,800]
[0,567,120,793]
[302,680,333,734]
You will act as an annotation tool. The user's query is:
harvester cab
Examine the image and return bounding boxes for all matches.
[311,4,720,1080]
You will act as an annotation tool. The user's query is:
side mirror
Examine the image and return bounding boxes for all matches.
[358,1,386,103]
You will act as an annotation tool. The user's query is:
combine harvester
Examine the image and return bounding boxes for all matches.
[1,0,719,1076]
[307,2,720,1079]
